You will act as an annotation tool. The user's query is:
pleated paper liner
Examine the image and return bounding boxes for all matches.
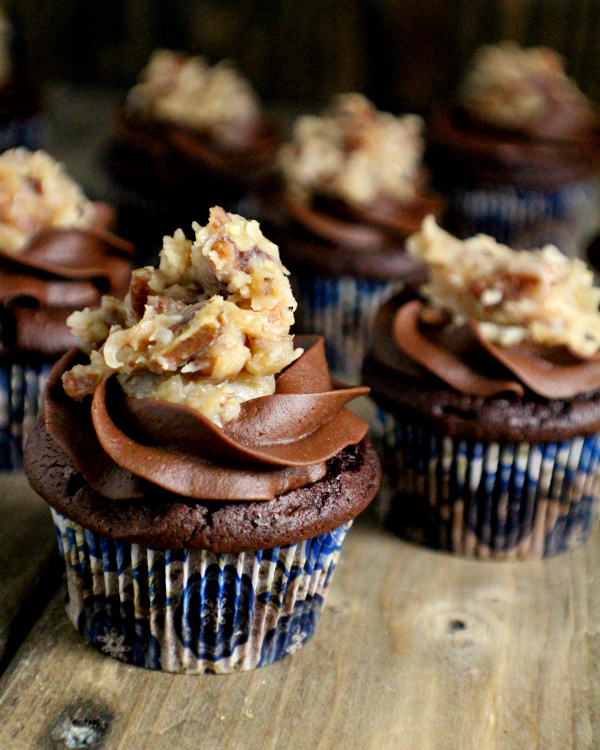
[291,273,398,383]
[52,509,352,673]
[0,361,52,470]
[448,179,600,258]
[375,408,600,559]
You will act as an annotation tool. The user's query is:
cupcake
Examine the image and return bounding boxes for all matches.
[428,41,600,257]
[24,206,380,673]
[107,50,280,260]
[0,10,41,152]
[364,215,600,559]
[0,148,134,468]
[266,93,444,382]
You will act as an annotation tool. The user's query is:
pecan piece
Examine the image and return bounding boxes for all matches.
[62,366,103,401]
[128,268,153,319]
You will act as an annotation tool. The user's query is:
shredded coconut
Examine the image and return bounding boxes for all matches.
[407,216,600,357]
[63,207,301,427]
[279,93,424,208]
[0,148,97,254]
[126,49,261,139]
[459,41,589,130]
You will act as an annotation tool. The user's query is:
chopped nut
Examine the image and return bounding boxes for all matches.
[62,351,113,401]
[62,367,102,401]
[128,267,154,319]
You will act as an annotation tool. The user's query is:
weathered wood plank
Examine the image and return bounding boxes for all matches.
[0,509,599,749]
[0,473,60,673]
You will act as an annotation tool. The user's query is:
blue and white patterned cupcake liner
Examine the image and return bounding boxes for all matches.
[51,509,352,673]
[0,115,42,152]
[375,407,600,559]
[291,274,400,383]
[0,361,52,470]
[449,179,600,257]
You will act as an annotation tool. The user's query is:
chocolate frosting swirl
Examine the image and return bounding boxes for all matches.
[45,336,370,502]
[265,186,444,282]
[428,103,600,189]
[0,219,134,358]
[111,108,280,189]
[376,297,600,400]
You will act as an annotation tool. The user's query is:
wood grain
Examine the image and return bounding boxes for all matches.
[0,509,599,749]
[0,473,60,673]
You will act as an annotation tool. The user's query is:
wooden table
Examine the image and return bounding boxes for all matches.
[1,474,599,749]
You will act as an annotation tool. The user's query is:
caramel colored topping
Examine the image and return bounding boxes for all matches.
[127,50,261,141]
[408,216,600,357]
[280,93,424,208]
[63,207,300,426]
[459,41,592,134]
[0,149,100,254]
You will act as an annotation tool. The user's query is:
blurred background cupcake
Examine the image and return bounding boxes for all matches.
[106,50,280,263]
[428,41,600,258]
[0,148,133,469]
[364,216,600,559]
[263,93,444,382]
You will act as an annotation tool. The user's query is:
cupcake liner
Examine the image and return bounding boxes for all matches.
[375,407,600,559]
[291,273,399,382]
[0,115,42,152]
[448,179,600,257]
[0,361,52,470]
[51,509,352,673]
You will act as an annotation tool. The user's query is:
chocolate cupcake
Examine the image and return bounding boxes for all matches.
[428,41,600,257]
[107,50,280,260]
[24,207,380,673]
[365,216,600,559]
[266,93,444,382]
[0,148,134,468]
[0,10,41,152]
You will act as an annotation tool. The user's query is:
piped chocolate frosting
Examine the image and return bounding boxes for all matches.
[266,189,442,281]
[428,103,600,189]
[387,298,600,400]
[364,294,600,442]
[112,108,280,190]
[0,224,134,358]
[45,336,370,501]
